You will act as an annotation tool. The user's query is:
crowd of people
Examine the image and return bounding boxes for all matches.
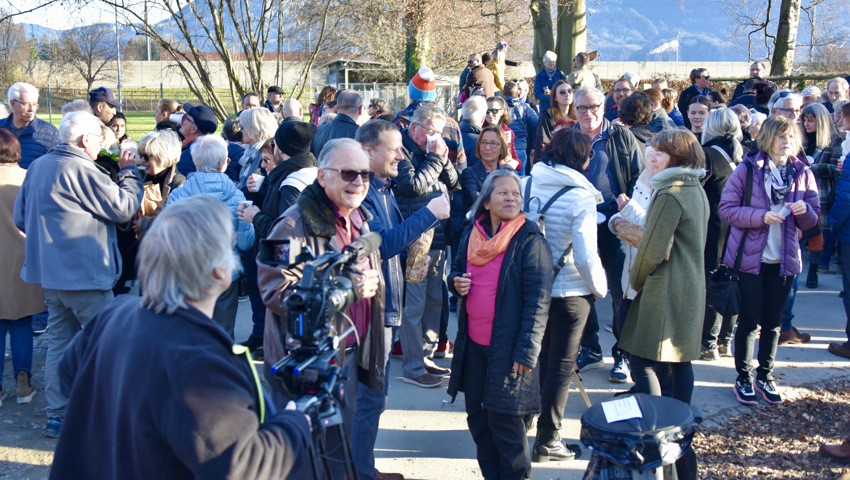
[2,48,850,479]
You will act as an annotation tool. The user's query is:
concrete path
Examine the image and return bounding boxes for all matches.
[230,262,850,480]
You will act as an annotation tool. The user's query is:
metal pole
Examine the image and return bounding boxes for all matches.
[115,4,123,110]
[47,83,52,124]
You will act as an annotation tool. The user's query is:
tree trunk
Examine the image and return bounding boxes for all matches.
[530,0,553,72]
[404,0,430,82]
[555,0,586,75]
[770,0,802,76]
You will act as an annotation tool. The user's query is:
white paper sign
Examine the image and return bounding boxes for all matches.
[600,396,643,423]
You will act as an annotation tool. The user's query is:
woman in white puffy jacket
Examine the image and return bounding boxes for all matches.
[520,128,607,462]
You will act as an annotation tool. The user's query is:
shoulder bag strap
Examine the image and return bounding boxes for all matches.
[731,162,753,275]
[523,175,533,212]
[539,185,576,275]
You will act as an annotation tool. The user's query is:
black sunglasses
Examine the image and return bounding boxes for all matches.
[323,168,370,182]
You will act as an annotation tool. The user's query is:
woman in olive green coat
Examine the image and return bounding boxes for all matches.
[619,129,709,405]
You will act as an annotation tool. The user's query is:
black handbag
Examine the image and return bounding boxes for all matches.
[706,162,753,317]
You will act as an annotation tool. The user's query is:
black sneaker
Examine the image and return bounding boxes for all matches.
[755,377,783,404]
[733,378,758,405]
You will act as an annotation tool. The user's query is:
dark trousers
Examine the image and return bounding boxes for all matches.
[537,295,592,434]
[734,263,794,382]
[581,222,625,353]
[464,341,531,480]
[701,271,737,349]
[240,249,266,339]
[839,242,850,343]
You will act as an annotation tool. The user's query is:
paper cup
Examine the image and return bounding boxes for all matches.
[249,174,265,192]
[238,200,253,208]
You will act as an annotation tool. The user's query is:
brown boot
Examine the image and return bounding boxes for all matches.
[828,342,850,359]
[16,371,36,405]
[819,439,850,461]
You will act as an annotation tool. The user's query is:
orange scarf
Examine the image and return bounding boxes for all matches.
[468,213,527,266]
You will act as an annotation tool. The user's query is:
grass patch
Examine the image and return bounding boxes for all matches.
[35,111,216,142]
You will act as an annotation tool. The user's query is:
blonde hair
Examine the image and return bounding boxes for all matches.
[239,107,278,143]
[138,130,181,169]
[756,116,802,157]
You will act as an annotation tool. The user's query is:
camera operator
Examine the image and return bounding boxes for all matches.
[51,195,312,480]
[354,119,451,480]
[258,137,384,478]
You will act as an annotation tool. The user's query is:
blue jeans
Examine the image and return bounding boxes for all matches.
[352,326,393,479]
[781,275,799,331]
[0,317,34,390]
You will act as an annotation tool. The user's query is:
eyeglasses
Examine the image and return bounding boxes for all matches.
[86,132,104,140]
[613,88,633,95]
[486,108,502,114]
[700,75,711,80]
[13,100,38,110]
[323,167,371,182]
[776,108,801,115]
[557,88,573,95]
[414,122,440,136]
[139,153,150,162]
[479,141,501,149]
[575,104,602,113]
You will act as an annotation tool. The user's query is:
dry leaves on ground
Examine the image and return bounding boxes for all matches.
[694,377,850,479]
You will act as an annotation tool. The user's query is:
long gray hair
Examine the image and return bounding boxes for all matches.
[467,169,522,221]
[139,195,239,314]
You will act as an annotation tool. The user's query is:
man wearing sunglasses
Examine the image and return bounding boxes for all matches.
[679,68,712,129]
[259,137,384,479]
[395,104,459,388]
[14,111,143,437]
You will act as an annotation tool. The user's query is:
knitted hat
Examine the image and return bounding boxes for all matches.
[274,120,318,157]
[408,66,437,102]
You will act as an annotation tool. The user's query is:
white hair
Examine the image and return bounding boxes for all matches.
[828,77,849,93]
[317,138,367,168]
[190,134,228,172]
[61,99,94,116]
[767,89,801,112]
[59,111,102,145]
[410,103,446,125]
[774,93,802,112]
[462,96,487,124]
[239,107,278,142]
[543,51,557,63]
[139,195,238,314]
[138,130,182,169]
[622,71,641,89]
[7,82,38,103]
[750,111,767,127]
[574,86,605,105]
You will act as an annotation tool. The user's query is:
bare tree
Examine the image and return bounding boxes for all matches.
[530,0,554,71]
[62,23,119,91]
[0,10,28,84]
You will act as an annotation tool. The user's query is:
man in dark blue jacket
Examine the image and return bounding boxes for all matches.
[311,90,363,157]
[176,103,243,181]
[354,119,448,480]
[1,82,60,169]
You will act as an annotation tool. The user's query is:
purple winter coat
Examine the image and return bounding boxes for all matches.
[718,150,820,277]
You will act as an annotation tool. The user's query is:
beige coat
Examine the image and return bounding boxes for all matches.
[0,164,44,319]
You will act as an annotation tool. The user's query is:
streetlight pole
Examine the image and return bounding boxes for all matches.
[115,4,123,110]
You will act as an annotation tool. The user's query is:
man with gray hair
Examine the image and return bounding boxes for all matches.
[311,90,364,156]
[259,137,384,478]
[769,90,803,122]
[61,99,94,116]
[13,111,143,437]
[826,77,849,113]
[0,82,60,169]
[571,86,644,374]
[166,135,255,339]
[395,103,459,388]
[459,96,487,164]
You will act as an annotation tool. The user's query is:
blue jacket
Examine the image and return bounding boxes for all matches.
[533,68,566,112]
[0,115,60,169]
[361,176,439,327]
[176,139,244,182]
[13,144,143,291]
[166,172,255,280]
[829,153,850,243]
[459,120,481,168]
[310,113,359,157]
[668,107,686,128]
[504,96,538,167]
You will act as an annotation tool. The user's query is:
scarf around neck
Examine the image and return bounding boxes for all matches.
[766,159,794,205]
[468,213,526,266]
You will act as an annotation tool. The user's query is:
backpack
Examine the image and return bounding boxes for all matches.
[522,175,575,276]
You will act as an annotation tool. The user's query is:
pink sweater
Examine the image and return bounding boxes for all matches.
[465,221,507,346]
